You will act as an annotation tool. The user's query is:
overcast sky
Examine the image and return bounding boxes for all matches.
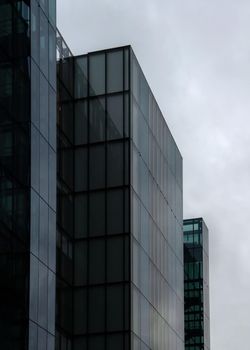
[58,1,250,348]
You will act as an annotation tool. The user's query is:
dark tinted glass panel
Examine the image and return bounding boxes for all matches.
[124,48,129,90]
[49,147,56,210]
[107,237,124,282]
[31,1,39,64]
[107,141,129,187]
[107,94,123,140]
[124,92,129,137]
[74,289,87,334]
[89,97,105,143]
[107,285,123,331]
[38,263,48,329]
[40,73,49,139]
[89,144,105,190]
[75,100,88,145]
[89,336,105,350]
[39,9,48,77]
[89,239,105,284]
[40,0,48,15]
[31,126,40,193]
[75,148,87,192]
[49,24,56,89]
[74,338,87,350]
[74,241,87,286]
[48,271,55,334]
[75,56,87,98]
[49,87,56,150]
[40,136,49,202]
[107,50,123,93]
[89,191,105,236]
[30,256,39,322]
[39,199,48,264]
[38,327,47,350]
[107,189,123,235]
[31,190,39,256]
[89,54,105,96]
[29,321,38,349]
[49,0,56,25]
[107,334,124,350]
[31,61,39,128]
[74,194,88,238]
[47,334,55,350]
[88,287,105,332]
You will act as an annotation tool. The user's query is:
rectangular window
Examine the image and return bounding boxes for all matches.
[75,100,88,145]
[88,287,105,333]
[89,97,105,143]
[39,9,48,78]
[107,50,123,93]
[89,239,105,284]
[75,56,88,99]
[89,144,105,190]
[74,289,87,334]
[107,141,124,187]
[89,191,105,237]
[107,237,124,282]
[74,194,88,238]
[107,94,123,140]
[74,241,87,286]
[89,53,105,96]
[107,189,124,235]
[107,285,124,331]
[75,147,88,192]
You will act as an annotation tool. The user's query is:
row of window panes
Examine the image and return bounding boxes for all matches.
[132,206,181,287]
[29,321,55,350]
[133,145,181,227]
[74,48,129,99]
[74,188,129,238]
[184,262,203,280]
[29,255,56,334]
[132,288,183,349]
[58,284,129,334]
[74,141,129,191]
[131,59,182,181]
[132,241,183,324]
[74,235,129,286]
[74,93,129,145]
[31,125,56,210]
[31,61,56,150]
[31,2,56,88]
[132,189,183,266]
[30,189,56,271]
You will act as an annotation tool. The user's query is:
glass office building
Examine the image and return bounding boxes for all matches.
[56,46,184,350]
[183,218,210,350]
[0,0,56,349]
[0,1,184,349]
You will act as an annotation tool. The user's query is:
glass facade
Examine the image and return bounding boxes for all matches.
[0,3,184,347]
[183,218,210,350]
[131,50,184,350]
[0,0,57,349]
[57,46,184,350]
[29,1,57,349]
[56,46,130,350]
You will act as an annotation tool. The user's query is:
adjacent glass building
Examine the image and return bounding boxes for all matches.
[0,0,56,349]
[0,1,185,349]
[183,218,210,350]
[56,45,184,350]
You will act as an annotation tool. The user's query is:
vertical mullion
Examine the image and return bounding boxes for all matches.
[86,53,90,347]
[128,47,132,350]
[104,51,108,349]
